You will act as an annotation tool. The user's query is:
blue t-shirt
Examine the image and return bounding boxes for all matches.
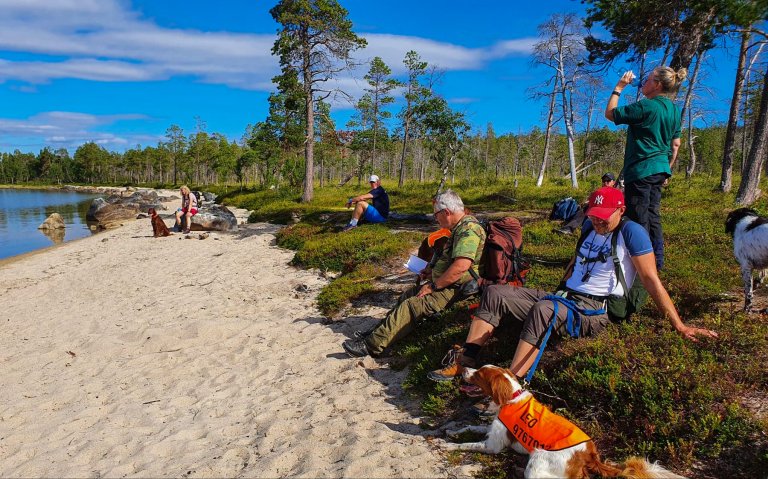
[566,219,652,297]
[370,186,389,219]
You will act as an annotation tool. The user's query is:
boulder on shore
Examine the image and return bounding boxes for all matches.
[86,190,164,227]
[38,213,65,230]
[188,205,237,232]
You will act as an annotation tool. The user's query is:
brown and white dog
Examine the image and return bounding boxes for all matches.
[148,208,171,237]
[441,365,685,479]
[725,208,768,311]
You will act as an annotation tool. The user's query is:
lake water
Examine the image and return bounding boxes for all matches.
[0,189,100,261]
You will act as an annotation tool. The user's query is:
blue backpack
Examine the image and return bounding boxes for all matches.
[550,197,579,221]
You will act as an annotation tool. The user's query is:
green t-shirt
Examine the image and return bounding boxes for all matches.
[432,215,486,285]
[613,96,681,183]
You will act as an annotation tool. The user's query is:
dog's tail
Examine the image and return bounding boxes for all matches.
[591,456,686,478]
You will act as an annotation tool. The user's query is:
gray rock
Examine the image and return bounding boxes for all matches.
[86,197,141,225]
[38,213,65,230]
[87,191,163,227]
[189,205,237,232]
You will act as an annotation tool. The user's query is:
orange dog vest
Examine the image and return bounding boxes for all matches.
[427,228,451,247]
[498,396,590,452]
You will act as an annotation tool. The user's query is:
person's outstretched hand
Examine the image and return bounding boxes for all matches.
[678,324,718,342]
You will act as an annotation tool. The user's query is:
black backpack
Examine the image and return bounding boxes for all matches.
[574,217,649,321]
[192,190,204,207]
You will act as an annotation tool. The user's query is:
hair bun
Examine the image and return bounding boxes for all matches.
[676,68,688,82]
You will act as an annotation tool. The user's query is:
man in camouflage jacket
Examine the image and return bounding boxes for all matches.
[343,189,486,358]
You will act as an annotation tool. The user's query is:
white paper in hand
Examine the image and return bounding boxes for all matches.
[404,255,428,274]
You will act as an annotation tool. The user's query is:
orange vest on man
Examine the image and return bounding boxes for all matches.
[498,396,591,452]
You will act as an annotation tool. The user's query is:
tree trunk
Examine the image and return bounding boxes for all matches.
[736,69,768,206]
[556,44,578,188]
[685,106,697,179]
[679,52,702,133]
[681,52,702,178]
[436,151,452,195]
[302,80,315,203]
[721,31,750,192]
[536,81,558,187]
[635,52,647,102]
[398,113,411,187]
[669,7,716,72]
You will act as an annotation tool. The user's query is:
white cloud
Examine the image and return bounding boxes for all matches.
[0,0,536,90]
[0,111,157,150]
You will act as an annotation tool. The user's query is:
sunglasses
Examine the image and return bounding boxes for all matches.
[587,208,620,224]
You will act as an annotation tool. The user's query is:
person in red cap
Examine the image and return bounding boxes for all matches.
[428,186,717,385]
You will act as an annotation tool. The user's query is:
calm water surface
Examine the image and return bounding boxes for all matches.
[0,189,99,260]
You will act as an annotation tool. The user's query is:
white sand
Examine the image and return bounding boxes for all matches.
[0,194,456,478]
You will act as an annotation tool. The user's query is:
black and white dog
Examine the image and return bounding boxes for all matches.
[725,208,768,311]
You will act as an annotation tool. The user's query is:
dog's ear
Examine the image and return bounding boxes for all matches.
[489,369,514,405]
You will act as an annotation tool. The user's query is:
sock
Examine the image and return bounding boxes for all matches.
[349,218,358,227]
[463,342,482,359]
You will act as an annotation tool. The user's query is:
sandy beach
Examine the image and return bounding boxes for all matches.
[0,193,456,478]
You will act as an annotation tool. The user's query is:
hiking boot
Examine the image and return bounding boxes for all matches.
[553,227,572,236]
[341,224,357,232]
[342,338,372,358]
[353,326,376,339]
[427,345,476,382]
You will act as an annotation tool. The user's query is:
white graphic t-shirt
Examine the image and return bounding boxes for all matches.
[565,219,653,297]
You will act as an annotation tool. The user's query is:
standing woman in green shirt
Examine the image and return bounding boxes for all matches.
[605,66,687,271]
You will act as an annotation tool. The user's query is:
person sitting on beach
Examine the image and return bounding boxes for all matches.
[342,175,389,232]
[428,186,718,383]
[175,185,198,234]
[553,172,617,236]
[343,189,486,358]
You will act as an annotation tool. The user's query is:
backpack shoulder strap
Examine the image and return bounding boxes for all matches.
[611,217,629,297]
[574,221,593,257]
[464,216,485,281]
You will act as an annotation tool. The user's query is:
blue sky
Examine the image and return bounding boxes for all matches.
[0,0,747,153]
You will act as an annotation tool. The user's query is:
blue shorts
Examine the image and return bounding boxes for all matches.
[363,205,387,223]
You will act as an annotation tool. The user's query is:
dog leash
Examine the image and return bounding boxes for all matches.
[523,295,605,386]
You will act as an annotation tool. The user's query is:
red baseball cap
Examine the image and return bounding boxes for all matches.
[586,187,625,220]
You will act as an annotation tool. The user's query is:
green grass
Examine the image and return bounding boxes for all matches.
[221,175,768,478]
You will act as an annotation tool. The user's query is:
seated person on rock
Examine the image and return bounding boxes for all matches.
[428,186,717,382]
[343,189,486,358]
[342,175,389,232]
[175,185,198,234]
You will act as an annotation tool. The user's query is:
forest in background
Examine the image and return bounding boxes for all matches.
[0,1,766,204]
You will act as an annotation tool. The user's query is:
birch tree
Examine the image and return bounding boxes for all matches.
[397,50,429,187]
[534,13,585,188]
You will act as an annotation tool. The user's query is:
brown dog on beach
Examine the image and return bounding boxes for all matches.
[148,208,171,237]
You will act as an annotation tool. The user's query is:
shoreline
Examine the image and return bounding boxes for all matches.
[0,186,177,267]
[0,192,455,477]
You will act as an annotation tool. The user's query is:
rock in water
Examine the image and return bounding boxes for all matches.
[38,213,65,230]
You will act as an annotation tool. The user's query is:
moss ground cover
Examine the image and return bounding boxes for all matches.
[221,176,767,478]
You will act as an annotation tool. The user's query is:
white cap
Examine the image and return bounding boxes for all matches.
[368,174,379,183]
